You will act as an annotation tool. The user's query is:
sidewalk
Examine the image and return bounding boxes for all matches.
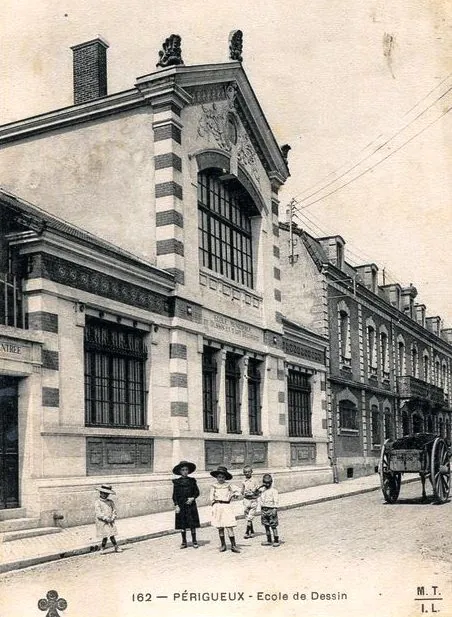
[0,473,415,574]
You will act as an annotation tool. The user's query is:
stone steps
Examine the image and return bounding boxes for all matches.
[0,517,40,534]
[0,508,27,522]
[1,526,62,543]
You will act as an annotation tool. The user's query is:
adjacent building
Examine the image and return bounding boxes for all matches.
[0,35,331,527]
[280,223,452,480]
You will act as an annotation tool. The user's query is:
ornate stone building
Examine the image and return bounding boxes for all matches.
[0,35,331,528]
[279,223,452,480]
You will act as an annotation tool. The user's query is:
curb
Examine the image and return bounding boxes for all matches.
[0,477,420,575]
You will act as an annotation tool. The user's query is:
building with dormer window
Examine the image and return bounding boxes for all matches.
[279,223,452,480]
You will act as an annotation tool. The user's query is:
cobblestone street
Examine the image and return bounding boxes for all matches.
[1,481,451,617]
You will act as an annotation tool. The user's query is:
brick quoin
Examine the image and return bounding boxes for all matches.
[169,343,187,359]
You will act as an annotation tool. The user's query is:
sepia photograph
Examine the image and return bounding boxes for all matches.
[0,1,451,616]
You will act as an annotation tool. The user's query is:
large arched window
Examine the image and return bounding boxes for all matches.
[198,170,257,288]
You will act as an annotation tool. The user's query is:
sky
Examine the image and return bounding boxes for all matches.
[1,0,451,323]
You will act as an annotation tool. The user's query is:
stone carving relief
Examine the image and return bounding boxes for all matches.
[228,30,243,62]
[156,34,184,68]
[197,82,261,185]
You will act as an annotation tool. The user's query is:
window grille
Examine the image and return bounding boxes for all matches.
[248,359,262,435]
[202,347,218,432]
[225,353,241,433]
[84,318,147,428]
[198,171,254,288]
[288,370,312,437]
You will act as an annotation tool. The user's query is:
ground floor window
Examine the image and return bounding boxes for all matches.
[248,358,262,435]
[202,347,218,432]
[288,371,312,437]
[384,407,393,440]
[371,405,382,448]
[84,318,147,428]
[226,353,241,433]
[338,400,358,431]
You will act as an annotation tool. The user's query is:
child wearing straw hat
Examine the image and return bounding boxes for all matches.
[210,466,241,553]
[172,460,201,549]
[94,484,123,554]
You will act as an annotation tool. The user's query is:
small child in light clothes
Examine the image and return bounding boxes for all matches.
[94,484,123,554]
[258,474,280,547]
[210,466,242,553]
[241,465,261,539]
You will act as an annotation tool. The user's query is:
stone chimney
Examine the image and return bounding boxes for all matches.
[426,316,442,336]
[71,37,109,105]
[317,236,345,270]
[441,328,452,344]
[356,264,378,294]
[381,283,401,310]
[401,285,417,319]
[414,304,426,327]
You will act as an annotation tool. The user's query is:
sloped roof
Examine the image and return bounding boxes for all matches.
[0,188,174,282]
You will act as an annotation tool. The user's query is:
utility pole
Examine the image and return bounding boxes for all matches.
[286,198,297,265]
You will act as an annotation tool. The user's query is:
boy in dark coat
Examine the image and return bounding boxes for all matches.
[172,460,201,548]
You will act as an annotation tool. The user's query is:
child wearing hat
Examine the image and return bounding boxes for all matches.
[172,460,201,549]
[210,466,241,553]
[259,473,280,547]
[241,465,261,539]
[94,484,123,553]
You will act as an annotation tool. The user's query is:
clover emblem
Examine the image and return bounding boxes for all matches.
[38,590,67,617]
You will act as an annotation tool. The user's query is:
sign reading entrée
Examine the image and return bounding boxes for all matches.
[0,338,31,361]
[203,313,261,342]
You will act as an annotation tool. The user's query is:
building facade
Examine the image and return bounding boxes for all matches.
[0,35,331,527]
[280,223,452,481]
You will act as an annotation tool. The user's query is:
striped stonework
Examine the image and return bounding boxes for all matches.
[169,332,188,417]
[153,107,185,285]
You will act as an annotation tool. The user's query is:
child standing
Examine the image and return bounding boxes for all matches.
[259,473,280,547]
[241,465,261,539]
[172,460,201,549]
[210,466,241,553]
[95,484,123,553]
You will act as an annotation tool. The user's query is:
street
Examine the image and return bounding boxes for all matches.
[1,481,451,617]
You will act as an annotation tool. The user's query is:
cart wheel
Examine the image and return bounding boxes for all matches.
[430,437,451,504]
[379,440,401,504]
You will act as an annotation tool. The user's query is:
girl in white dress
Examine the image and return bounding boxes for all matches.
[210,466,241,553]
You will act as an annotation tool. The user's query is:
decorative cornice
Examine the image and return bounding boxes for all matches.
[28,253,171,316]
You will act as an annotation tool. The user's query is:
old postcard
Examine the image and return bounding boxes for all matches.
[0,1,451,616]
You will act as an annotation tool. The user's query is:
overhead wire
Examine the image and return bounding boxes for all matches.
[289,79,452,207]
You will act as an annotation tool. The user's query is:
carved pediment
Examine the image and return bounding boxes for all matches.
[195,82,263,186]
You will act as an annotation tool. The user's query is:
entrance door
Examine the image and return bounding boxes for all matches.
[0,377,19,508]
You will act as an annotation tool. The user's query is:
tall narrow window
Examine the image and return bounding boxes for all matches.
[202,347,217,432]
[225,353,241,433]
[338,306,351,367]
[248,359,262,435]
[198,170,256,288]
[371,405,382,448]
[84,318,147,428]
[288,371,312,437]
[423,352,429,382]
[435,359,440,387]
[384,407,393,439]
[397,339,405,376]
[367,324,377,377]
[411,345,418,378]
[380,330,389,379]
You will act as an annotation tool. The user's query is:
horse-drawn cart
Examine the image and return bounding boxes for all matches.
[379,433,451,504]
